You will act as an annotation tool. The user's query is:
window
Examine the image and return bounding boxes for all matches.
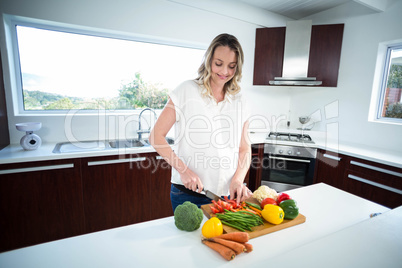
[377,45,402,121]
[7,16,205,113]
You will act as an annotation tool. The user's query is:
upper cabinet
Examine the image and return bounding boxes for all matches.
[253,24,344,87]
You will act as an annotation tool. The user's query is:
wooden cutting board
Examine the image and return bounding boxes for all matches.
[201,199,306,239]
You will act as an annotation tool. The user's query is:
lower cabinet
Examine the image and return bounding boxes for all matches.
[81,152,173,233]
[315,148,402,209]
[0,151,173,252]
[150,155,173,219]
[343,157,402,209]
[0,159,85,252]
[314,149,347,189]
[81,154,153,233]
[248,144,264,192]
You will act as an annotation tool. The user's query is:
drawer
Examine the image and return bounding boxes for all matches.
[346,158,402,189]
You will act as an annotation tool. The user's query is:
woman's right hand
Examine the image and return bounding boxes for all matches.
[180,168,204,193]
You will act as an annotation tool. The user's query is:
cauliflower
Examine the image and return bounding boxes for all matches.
[252,185,278,203]
[174,201,203,231]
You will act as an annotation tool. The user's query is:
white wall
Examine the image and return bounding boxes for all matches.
[1,0,401,154]
[0,0,290,144]
[292,0,402,152]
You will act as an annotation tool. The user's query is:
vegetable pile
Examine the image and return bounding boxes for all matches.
[216,210,264,232]
[201,232,252,261]
[260,191,299,224]
[208,187,300,229]
[200,186,301,261]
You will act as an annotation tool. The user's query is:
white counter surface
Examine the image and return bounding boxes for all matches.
[0,183,392,268]
[1,130,401,168]
[268,205,402,268]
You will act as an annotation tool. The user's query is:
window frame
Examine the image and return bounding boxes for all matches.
[369,39,402,125]
[3,14,206,116]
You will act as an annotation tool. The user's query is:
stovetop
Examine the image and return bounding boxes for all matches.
[266,132,314,144]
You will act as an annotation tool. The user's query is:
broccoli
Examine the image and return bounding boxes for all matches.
[174,201,204,231]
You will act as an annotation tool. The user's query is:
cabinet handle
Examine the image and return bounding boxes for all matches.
[323,154,341,161]
[347,174,402,195]
[88,157,146,166]
[0,164,74,175]
[350,161,402,178]
[269,156,310,163]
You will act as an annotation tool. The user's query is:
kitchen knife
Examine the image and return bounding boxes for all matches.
[201,189,224,202]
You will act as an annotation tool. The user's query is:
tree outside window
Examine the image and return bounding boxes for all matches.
[381,47,402,119]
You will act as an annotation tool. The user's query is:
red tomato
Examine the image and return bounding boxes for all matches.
[261,197,277,208]
[277,193,291,204]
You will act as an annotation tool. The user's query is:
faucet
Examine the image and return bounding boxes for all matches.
[137,108,158,141]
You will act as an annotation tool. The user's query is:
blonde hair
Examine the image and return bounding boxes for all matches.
[196,33,244,96]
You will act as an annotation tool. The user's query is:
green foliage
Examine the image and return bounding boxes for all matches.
[45,98,74,110]
[22,72,169,110]
[385,102,402,118]
[117,72,168,109]
[387,64,402,89]
[174,201,203,231]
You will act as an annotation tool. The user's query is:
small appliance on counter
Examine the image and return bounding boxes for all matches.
[15,122,42,150]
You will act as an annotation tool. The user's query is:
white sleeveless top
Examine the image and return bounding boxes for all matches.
[169,80,250,196]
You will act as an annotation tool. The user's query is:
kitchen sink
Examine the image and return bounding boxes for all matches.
[143,137,175,145]
[108,137,174,148]
[53,137,174,153]
[108,139,148,148]
[53,140,108,153]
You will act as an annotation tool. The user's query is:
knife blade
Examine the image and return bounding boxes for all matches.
[201,189,224,202]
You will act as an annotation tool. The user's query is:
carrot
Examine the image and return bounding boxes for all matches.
[247,205,262,214]
[206,237,246,255]
[242,208,260,216]
[202,240,236,261]
[214,232,249,243]
[243,243,253,253]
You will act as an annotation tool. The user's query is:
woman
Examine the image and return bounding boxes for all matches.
[149,33,252,211]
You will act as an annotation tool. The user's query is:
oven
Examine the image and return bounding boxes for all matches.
[261,143,317,192]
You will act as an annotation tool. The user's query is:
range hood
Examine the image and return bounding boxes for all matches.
[269,20,322,86]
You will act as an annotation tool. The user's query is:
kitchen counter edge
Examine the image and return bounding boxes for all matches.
[0,132,401,169]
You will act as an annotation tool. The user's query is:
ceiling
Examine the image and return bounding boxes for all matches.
[234,0,368,19]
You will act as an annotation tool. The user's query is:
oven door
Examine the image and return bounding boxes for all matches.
[261,154,315,192]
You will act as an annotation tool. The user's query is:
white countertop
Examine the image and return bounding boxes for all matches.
[267,205,402,268]
[0,183,392,267]
[0,130,401,168]
[249,131,402,168]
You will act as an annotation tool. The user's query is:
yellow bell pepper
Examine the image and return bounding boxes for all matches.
[261,204,284,225]
[202,217,223,238]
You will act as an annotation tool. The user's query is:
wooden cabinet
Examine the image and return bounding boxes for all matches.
[248,144,264,192]
[253,24,344,87]
[0,159,85,252]
[81,152,173,233]
[0,151,174,252]
[150,155,173,219]
[314,149,347,189]
[315,148,402,208]
[81,153,153,233]
[343,157,402,209]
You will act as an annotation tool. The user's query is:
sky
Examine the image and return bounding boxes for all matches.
[17,26,205,99]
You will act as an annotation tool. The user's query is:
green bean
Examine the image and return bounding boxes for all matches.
[216,209,264,232]
[245,201,262,210]
[220,220,246,232]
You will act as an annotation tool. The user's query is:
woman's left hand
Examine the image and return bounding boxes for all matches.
[229,179,253,205]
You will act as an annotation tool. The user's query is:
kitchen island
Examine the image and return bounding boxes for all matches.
[0,183,398,268]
